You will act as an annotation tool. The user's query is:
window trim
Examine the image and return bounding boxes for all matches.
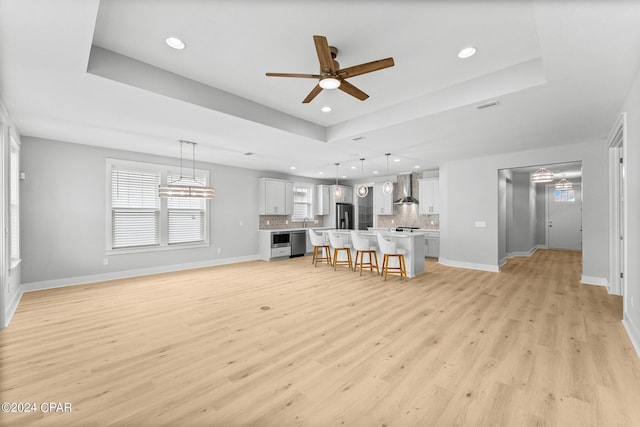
[9,136,20,270]
[105,158,211,254]
[291,182,315,221]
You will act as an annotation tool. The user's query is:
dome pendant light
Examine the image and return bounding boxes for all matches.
[356,158,369,198]
[382,153,393,195]
[334,163,343,199]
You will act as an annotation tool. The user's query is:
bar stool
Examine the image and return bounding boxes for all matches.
[350,231,379,276]
[376,232,407,281]
[328,231,353,271]
[308,229,332,267]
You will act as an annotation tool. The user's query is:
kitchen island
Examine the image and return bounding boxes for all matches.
[318,229,426,277]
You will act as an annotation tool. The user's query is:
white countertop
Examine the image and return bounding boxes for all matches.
[258,227,331,233]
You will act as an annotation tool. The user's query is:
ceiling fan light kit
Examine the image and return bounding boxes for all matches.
[319,77,341,90]
[266,35,394,103]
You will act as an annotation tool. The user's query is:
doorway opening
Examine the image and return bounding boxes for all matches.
[498,162,582,268]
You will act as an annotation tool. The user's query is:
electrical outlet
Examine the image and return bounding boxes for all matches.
[239,220,243,226]
[267,220,270,225]
[285,220,289,225]
[217,248,222,254]
[103,258,109,266]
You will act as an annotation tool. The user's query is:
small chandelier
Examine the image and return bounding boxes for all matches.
[555,178,573,190]
[159,140,215,198]
[334,163,342,199]
[382,153,393,195]
[531,167,554,183]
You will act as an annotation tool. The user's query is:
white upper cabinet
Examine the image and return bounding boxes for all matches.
[419,178,439,215]
[259,178,293,215]
[373,183,394,215]
[316,184,330,215]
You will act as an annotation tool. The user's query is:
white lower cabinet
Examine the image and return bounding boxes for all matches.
[424,232,440,258]
[271,246,292,258]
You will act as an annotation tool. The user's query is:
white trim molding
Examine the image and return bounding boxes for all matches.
[21,254,260,293]
[580,275,608,287]
[439,258,500,273]
[623,315,640,359]
[4,289,23,328]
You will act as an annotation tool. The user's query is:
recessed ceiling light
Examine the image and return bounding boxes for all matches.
[318,172,324,175]
[414,165,421,169]
[166,37,186,50]
[351,166,357,169]
[290,166,296,170]
[458,46,477,59]
[393,158,401,162]
[341,175,347,179]
[373,171,379,174]
[321,106,332,113]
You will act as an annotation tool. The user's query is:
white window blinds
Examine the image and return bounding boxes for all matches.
[167,172,206,244]
[292,184,313,220]
[111,166,160,248]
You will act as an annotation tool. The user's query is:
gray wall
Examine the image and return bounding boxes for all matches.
[512,171,535,254]
[21,137,265,285]
[439,140,608,277]
[622,66,640,353]
[535,183,547,246]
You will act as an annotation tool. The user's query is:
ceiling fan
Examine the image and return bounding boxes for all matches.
[265,35,395,103]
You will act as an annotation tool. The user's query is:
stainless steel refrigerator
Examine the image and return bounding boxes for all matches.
[336,203,354,229]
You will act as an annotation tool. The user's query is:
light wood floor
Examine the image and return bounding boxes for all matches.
[2,250,640,426]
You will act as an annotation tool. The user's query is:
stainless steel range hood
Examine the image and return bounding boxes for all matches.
[394,173,419,204]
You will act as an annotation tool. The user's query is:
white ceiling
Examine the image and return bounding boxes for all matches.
[1,0,639,180]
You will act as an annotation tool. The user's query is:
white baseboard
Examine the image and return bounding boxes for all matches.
[580,275,608,287]
[21,254,261,293]
[438,258,499,273]
[3,290,23,329]
[507,247,537,258]
[536,244,548,249]
[499,257,507,267]
[622,314,640,360]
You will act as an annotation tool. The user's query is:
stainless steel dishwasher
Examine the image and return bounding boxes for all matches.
[290,230,307,258]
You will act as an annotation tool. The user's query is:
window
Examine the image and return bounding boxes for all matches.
[292,183,314,220]
[167,172,205,244]
[554,189,575,202]
[9,137,20,268]
[107,159,210,252]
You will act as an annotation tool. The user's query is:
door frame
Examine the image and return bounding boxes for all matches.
[608,113,627,297]
[545,183,582,250]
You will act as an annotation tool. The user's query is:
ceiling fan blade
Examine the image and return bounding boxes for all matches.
[302,84,323,103]
[338,57,395,79]
[313,35,335,74]
[266,72,321,78]
[338,80,369,101]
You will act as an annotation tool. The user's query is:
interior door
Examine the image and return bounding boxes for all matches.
[547,184,582,250]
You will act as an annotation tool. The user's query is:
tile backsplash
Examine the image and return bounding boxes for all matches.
[259,215,325,230]
[376,204,439,230]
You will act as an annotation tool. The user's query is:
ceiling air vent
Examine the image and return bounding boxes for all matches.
[476,100,499,109]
